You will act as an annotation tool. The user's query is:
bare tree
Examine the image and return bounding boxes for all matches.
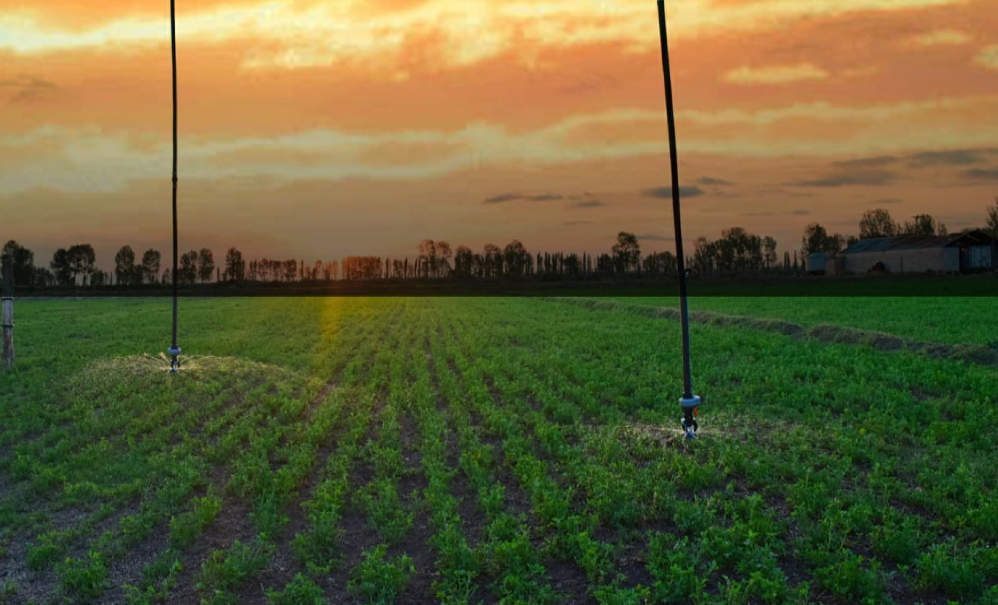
[435,241,452,277]
[642,251,677,275]
[483,244,502,277]
[611,232,641,274]
[49,249,72,286]
[67,244,96,286]
[453,245,473,277]
[763,236,778,270]
[180,250,198,284]
[988,197,998,238]
[804,224,847,256]
[282,259,297,282]
[859,208,899,239]
[801,223,829,255]
[502,240,530,277]
[141,249,161,284]
[829,233,847,253]
[901,214,946,237]
[223,248,245,282]
[34,267,54,286]
[2,241,35,286]
[114,245,136,286]
[197,248,215,283]
[417,240,437,278]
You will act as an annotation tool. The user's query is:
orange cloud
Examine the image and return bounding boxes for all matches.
[3,0,997,264]
[3,0,981,62]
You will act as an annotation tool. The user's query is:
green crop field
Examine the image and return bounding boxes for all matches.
[1,297,996,605]
[605,296,998,347]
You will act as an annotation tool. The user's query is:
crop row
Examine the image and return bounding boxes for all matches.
[1,297,996,604]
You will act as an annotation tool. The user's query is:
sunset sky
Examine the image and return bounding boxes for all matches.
[2,0,997,270]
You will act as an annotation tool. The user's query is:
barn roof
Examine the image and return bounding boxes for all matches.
[841,229,995,254]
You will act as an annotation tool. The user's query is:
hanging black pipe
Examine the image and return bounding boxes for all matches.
[656,0,700,436]
[168,0,182,371]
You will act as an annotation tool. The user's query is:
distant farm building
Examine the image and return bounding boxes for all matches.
[806,253,828,275]
[825,230,996,275]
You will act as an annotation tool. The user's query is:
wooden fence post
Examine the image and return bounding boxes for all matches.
[2,255,13,370]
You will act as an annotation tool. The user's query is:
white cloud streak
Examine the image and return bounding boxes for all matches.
[910,29,971,46]
[975,45,998,70]
[724,63,829,85]
[2,95,996,194]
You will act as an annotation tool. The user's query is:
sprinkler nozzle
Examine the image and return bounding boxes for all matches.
[167,346,181,372]
[680,395,701,439]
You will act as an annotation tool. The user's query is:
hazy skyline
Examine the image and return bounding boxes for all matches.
[2,0,997,269]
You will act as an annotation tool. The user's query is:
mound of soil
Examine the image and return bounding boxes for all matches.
[547,297,998,367]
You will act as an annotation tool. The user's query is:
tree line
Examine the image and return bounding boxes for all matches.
[800,202,998,256]
[0,230,780,287]
[1,233,674,288]
[3,198,996,287]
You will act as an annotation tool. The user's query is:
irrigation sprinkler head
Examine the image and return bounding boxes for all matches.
[680,395,701,439]
[167,346,182,372]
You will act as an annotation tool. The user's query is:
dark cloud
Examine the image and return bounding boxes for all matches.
[962,167,998,181]
[0,74,59,104]
[641,185,706,199]
[788,170,897,187]
[571,200,606,209]
[484,192,567,204]
[560,73,619,95]
[757,187,817,198]
[483,193,522,204]
[742,208,809,218]
[833,156,899,169]
[831,149,998,172]
[636,234,675,242]
[696,176,734,186]
[908,149,998,168]
[526,194,564,201]
[874,198,903,205]
[562,220,593,227]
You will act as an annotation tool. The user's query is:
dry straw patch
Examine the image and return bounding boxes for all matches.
[73,354,300,381]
